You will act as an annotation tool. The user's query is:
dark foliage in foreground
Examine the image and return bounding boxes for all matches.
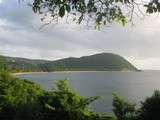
[112,90,160,120]
[0,71,115,120]
[138,90,160,120]
[112,93,137,120]
[0,70,160,120]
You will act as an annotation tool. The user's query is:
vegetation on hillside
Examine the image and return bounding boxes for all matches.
[43,53,138,71]
[0,55,49,72]
[0,70,160,120]
[1,53,138,72]
[0,56,6,71]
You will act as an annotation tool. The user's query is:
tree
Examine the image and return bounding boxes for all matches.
[0,71,43,119]
[138,90,160,120]
[112,93,137,120]
[0,71,114,120]
[20,0,158,29]
[37,79,102,120]
[144,0,160,14]
[0,56,6,71]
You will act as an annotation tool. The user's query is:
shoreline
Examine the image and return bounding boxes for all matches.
[12,70,141,75]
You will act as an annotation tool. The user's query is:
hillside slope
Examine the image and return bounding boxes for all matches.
[0,55,49,72]
[0,53,138,72]
[42,53,138,71]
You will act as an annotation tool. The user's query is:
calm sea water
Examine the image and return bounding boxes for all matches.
[16,71,160,113]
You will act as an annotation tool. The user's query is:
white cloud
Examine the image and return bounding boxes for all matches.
[0,0,160,70]
[130,58,160,70]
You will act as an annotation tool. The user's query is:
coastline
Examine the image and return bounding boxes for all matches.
[12,70,141,76]
[12,72,50,76]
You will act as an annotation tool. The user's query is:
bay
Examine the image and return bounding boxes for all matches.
[16,71,160,113]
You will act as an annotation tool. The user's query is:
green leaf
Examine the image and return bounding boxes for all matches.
[93,7,97,12]
[66,4,71,13]
[45,103,55,110]
[59,6,65,17]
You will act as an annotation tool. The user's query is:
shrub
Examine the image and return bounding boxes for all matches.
[0,71,43,119]
[138,90,160,120]
[0,71,114,120]
[112,93,137,120]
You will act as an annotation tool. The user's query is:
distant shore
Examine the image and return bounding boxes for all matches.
[12,70,141,76]
[12,72,50,75]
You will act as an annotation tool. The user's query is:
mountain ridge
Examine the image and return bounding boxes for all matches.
[0,53,139,72]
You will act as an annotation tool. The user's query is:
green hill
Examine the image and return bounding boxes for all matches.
[0,53,138,72]
[0,55,49,72]
[43,53,138,71]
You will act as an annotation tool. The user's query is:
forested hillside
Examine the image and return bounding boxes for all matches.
[43,53,138,71]
[0,53,138,72]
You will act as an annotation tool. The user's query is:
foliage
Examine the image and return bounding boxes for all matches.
[0,71,113,120]
[2,70,160,120]
[2,53,138,72]
[27,0,129,29]
[0,56,6,71]
[112,93,137,120]
[44,53,137,71]
[138,90,160,120]
[0,71,43,119]
[144,0,160,14]
[2,55,48,72]
[19,0,159,28]
[113,90,160,120]
[36,79,102,120]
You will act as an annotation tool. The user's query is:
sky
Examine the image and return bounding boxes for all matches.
[0,0,160,70]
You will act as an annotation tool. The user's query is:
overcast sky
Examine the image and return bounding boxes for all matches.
[0,0,160,70]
